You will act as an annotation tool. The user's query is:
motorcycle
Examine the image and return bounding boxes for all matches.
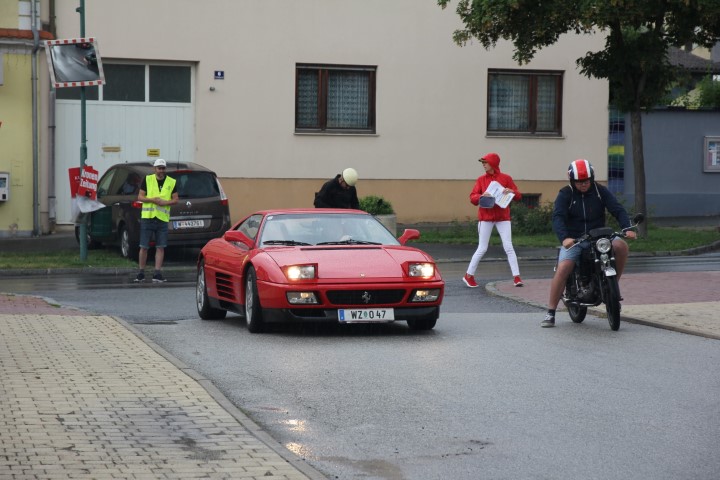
[559,213,644,331]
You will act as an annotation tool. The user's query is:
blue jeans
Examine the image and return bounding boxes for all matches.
[557,240,589,264]
[139,218,169,248]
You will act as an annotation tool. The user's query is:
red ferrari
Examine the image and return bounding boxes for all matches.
[196,209,444,333]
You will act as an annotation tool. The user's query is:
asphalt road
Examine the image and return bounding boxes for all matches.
[2,256,719,480]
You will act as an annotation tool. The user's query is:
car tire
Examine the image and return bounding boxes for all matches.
[407,318,437,331]
[196,259,227,320]
[245,266,265,333]
[120,225,139,260]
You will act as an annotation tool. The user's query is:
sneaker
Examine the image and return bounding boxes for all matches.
[462,273,479,288]
[540,314,555,328]
[152,272,167,283]
[514,275,524,287]
[134,271,145,283]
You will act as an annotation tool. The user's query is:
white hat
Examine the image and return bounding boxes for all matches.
[153,158,167,167]
[342,167,358,187]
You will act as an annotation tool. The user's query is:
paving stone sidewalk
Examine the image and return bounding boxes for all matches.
[0,294,325,480]
[489,271,720,340]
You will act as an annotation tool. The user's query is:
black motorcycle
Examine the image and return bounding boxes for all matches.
[559,213,644,331]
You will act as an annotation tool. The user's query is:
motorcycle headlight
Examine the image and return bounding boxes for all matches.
[596,238,612,253]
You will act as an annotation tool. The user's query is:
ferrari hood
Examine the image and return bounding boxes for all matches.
[264,246,431,280]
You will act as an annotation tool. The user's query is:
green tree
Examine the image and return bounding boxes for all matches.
[438,0,720,236]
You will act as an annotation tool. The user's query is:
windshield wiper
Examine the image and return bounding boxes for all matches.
[262,239,312,246]
[316,239,382,245]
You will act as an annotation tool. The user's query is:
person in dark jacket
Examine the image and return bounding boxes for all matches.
[463,152,523,289]
[541,159,637,328]
[314,168,360,209]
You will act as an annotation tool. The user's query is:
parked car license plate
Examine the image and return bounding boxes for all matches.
[173,219,204,229]
[338,308,395,322]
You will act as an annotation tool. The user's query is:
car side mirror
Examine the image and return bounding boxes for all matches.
[224,230,253,248]
[398,228,420,246]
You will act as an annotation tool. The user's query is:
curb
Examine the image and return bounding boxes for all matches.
[0,241,717,275]
[485,280,720,341]
[0,265,196,276]
[113,314,329,480]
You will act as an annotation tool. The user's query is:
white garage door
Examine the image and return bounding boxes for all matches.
[54,63,195,225]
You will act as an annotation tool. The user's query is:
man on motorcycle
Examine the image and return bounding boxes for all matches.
[541,159,637,328]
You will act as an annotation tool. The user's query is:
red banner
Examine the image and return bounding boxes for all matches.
[68,167,81,198]
[70,166,99,200]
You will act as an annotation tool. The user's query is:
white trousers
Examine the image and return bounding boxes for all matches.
[466,220,520,277]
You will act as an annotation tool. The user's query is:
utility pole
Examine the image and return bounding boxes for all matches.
[77,0,88,260]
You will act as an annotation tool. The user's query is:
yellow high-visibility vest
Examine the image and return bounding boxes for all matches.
[141,174,176,222]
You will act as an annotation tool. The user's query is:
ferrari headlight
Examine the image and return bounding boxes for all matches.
[287,292,319,304]
[596,238,612,253]
[411,289,441,302]
[284,264,316,280]
[408,263,435,278]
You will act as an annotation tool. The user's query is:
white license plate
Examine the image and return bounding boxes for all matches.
[338,308,395,323]
[173,220,204,229]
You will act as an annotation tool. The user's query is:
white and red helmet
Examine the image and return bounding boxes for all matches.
[568,159,594,183]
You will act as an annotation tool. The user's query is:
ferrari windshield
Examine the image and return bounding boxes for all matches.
[259,213,400,247]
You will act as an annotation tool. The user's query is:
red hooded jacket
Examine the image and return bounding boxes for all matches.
[469,153,522,222]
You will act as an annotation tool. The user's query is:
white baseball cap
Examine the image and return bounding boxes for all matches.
[153,158,167,167]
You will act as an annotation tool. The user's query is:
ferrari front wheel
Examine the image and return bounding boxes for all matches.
[196,260,226,320]
[245,266,265,333]
[407,318,437,331]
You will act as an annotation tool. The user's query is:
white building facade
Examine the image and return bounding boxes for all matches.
[48,0,609,226]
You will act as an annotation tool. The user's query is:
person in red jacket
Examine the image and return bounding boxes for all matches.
[463,152,524,288]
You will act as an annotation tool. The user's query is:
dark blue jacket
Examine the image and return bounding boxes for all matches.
[552,183,631,243]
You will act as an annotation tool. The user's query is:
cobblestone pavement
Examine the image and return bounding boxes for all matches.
[0,294,325,480]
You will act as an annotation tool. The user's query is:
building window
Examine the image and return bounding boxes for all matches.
[55,85,98,100]
[150,65,191,103]
[487,70,563,136]
[103,64,145,102]
[296,64,376,133]
[56,63,191,103]
[519,193,541,209]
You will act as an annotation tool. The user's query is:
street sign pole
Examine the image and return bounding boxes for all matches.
[77,0,87,260]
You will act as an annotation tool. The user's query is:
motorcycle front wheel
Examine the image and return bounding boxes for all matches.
[604,276,621,331]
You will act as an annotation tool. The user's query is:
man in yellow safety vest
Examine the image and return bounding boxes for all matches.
[134,158,179,283]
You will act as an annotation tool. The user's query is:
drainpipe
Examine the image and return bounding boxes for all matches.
[48,87,56,231]
[48,0,56,230]
[31,0,40,236]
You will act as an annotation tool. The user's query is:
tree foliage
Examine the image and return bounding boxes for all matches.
[676,75,720,108]
[438,0,720,235]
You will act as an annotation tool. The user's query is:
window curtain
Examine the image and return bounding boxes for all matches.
[536,76,557,131]
[327,71,369,129]
[297,70,319,128]
[489,75,528,130]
